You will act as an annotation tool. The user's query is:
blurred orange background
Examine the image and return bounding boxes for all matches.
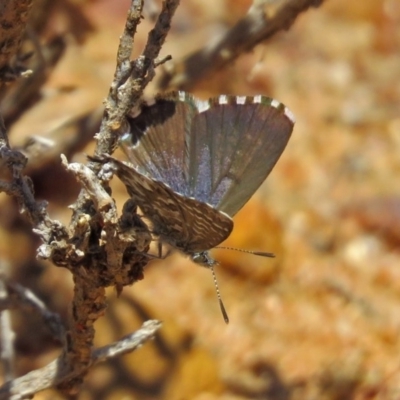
[2,0,400,398]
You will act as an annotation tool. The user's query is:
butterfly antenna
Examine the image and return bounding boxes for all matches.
[209,263,229,324]
[215,246,275,258]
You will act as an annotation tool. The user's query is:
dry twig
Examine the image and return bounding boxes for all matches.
[0,269,15,383]
[0,320,162,400]
[158,0,325,90]
[0,0,178,396]
[0,272,65,342]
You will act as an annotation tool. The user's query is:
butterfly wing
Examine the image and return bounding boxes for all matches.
[121,92,199,197]
[187,95,295,216]
[105,156,233,253]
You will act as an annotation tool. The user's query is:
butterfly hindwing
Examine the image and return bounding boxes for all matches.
[106,156,233,253]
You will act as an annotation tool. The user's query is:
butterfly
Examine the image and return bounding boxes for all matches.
[101,91,294,263]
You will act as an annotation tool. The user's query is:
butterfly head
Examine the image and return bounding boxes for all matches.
[190,251,218,268]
